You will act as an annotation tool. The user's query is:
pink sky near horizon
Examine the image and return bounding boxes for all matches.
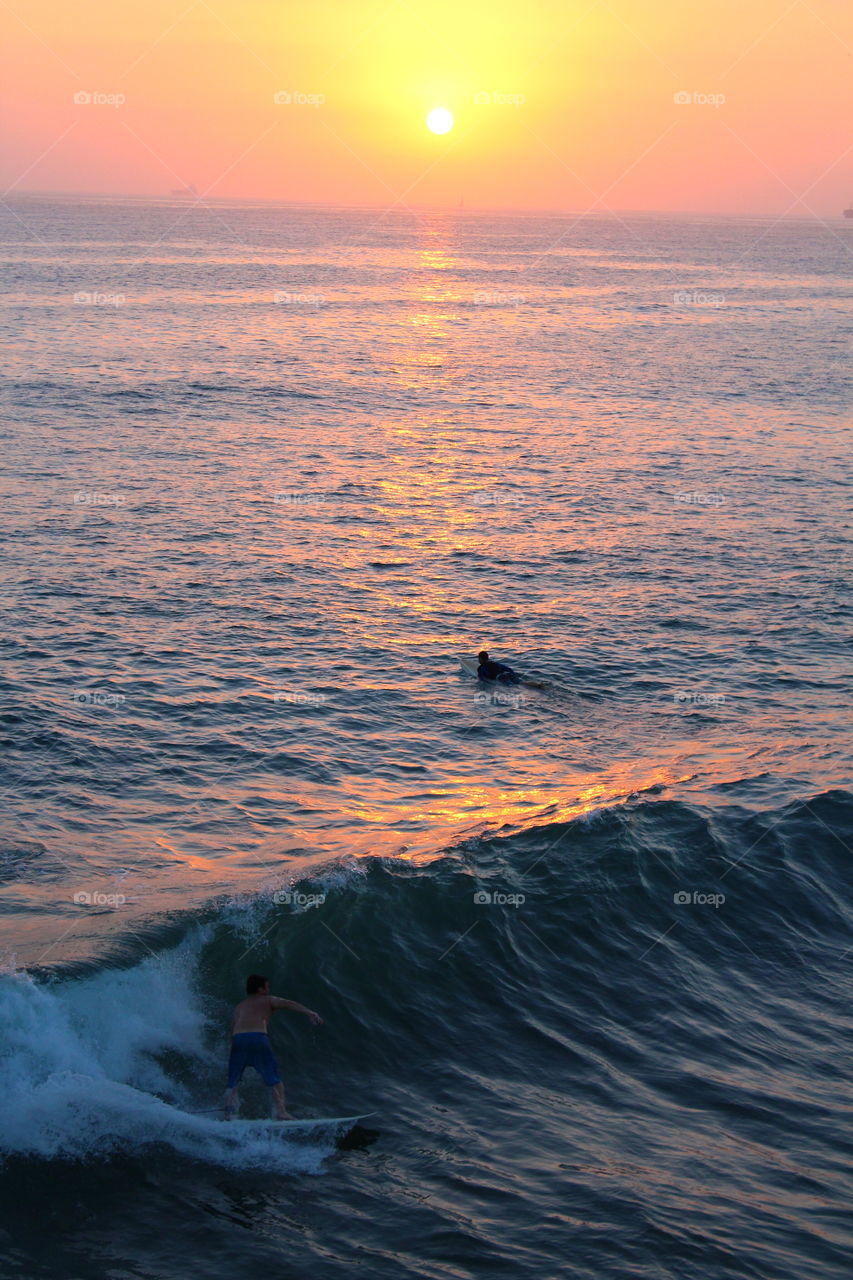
[1,0,851,215]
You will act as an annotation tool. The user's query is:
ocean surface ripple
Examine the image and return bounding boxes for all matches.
[1,199,851,1280]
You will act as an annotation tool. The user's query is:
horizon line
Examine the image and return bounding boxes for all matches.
[4,189,851,222]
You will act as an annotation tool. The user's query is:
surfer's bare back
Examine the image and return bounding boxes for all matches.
[224,974,323,1119]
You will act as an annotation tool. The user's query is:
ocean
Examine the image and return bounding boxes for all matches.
[1,197,851,1279]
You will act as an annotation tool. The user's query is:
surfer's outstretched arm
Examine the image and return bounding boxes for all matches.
[271,996,324,1025]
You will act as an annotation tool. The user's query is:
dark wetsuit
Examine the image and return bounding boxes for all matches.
[477,659,520,684]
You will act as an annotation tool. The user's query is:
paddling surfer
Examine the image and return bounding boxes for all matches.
[224,974,323,1119]
[476,650,551,692]
[476,650,520,684]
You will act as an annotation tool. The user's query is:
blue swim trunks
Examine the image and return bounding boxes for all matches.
[226,1032,281,1087]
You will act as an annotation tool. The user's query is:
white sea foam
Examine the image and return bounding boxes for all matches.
[0,933,327,1173]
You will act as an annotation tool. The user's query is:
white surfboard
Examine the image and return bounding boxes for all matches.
[459,653,554,694]
[227,1112,373,1133]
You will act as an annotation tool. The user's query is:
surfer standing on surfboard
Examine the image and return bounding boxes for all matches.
[224,974,323,1119]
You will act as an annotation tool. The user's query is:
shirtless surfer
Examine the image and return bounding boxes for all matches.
[224,974,323,1119]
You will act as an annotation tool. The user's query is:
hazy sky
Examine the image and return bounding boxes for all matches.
[1,0,851,213]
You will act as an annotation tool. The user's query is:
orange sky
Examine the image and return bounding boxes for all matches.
[1,0,851,213]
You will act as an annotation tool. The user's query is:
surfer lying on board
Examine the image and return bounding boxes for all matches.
[224,974,323,1120]
[477,650,520,684]
[475,650,554,693]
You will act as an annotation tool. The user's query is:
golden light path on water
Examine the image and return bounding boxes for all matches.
[12,762,699,969]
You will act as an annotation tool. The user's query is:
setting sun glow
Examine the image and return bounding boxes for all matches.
[426,107,454,136]
[0,1,849,213]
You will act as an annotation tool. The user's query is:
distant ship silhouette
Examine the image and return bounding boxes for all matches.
[170,184,198,198]
[844,207,853,219]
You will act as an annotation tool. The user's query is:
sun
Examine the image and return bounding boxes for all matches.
[426,107,454,135]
